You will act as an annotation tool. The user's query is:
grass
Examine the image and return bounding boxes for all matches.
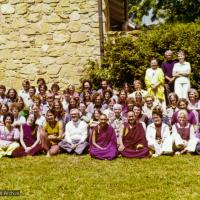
[0,154,200,200]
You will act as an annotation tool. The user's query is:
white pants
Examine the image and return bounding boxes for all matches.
[174,81,190,99]
[148,136,173,155]
[172,133,198,152]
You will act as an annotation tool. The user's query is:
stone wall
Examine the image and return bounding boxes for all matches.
[0,0,100,89]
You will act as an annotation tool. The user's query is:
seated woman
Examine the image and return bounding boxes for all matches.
[0,113,20,158]
[12,114,44,157]
[171,110,198,154]
[90,114,118,160]
[118,111,149,158]
[41,110,63,156]
[146,110,173,157]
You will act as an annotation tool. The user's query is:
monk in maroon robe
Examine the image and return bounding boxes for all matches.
[118,111,149,158]
[90,114,118,160]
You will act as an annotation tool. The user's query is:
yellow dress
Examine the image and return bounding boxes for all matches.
[145,67,165,101]
[43,122,62,145]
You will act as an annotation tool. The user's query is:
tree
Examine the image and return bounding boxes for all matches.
[128,0,200,24]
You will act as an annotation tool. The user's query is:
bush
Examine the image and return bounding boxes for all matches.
[83,23,200,91]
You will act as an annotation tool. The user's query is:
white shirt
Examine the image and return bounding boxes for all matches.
[146,123,171,142]
[173,62,191,84]
[64,120,88,144]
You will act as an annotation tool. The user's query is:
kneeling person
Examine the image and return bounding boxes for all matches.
[59,109,88,154]
[118,111,149,158]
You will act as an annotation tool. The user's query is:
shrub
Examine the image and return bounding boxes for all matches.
[83,23,200,92]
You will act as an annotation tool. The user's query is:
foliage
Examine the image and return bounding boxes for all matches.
[128,0,200,24]
[1,154,200,199]
[83,23,200,91]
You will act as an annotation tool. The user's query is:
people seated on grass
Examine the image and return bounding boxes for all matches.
[10,103,26,129]
[171,110,199,155]
[12,114,44,157]
[109,104,126,145]
[146,110,173,157]
[41,110,63,157]
[90,113,118,160]
[59,109,88,155]
[128,80,148,99]
[0,113,20,158]
[118,111,149,158]
[133,103,148,129]
[166,93,179,125]
[79,103,91,124]
[171,98,197,126]
[161,50,177,105]
[173,50,191,99]
[0,85,8,105]
[145,58,166,109]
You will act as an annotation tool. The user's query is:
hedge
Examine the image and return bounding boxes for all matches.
[83,23,200,92]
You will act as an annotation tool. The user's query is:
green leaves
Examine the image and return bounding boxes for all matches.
[84,23,200,91]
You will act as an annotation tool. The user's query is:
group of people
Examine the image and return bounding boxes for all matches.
[0,49,200,160]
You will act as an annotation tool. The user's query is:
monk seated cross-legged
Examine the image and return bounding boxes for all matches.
[118,111,149,158]
[89,114,118,160]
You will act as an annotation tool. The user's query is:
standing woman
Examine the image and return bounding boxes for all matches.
[173,50,191,99]
[12,114,44,157]
[0,113,20,158]
[41,110,63,156]
[145,58,165,108]
[145,58,166,109]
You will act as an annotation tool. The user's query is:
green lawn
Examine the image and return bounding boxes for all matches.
[0,154,200,200]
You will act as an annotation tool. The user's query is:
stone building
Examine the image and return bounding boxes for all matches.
[0,0,128,89]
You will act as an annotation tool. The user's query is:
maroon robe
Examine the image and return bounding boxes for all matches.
[89,124,118,160]
[120,122,149,158]
[12,124,43,157]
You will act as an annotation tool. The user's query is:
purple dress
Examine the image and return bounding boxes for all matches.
[89,124,118,160]
[12,124,43,157]
[120,122,149,158]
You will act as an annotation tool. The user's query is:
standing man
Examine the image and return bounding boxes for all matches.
[161,50,177,105]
